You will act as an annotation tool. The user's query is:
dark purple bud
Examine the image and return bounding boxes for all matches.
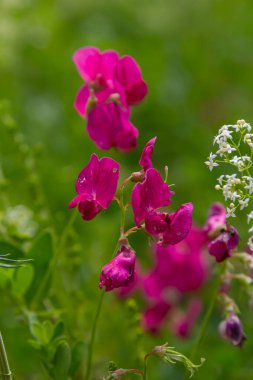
[219,314,247,347]
[208,226,239,262]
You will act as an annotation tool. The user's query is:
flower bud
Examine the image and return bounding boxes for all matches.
[219,314,246,347]
[208,226,239,262]
[99,243,136,292]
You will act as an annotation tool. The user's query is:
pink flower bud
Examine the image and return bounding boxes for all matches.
[99,244,136,292]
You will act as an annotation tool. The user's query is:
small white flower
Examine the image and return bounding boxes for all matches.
[226,207,236,218]
[239,198,250,210]
[245,180,253,195]
[230,191,241,202]
[217,175,224,185]
[222,185,232,200]
[205,158,218,171]
[247,211,253,224]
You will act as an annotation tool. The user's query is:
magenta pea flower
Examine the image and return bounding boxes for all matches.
[219,314,246,347]
[143,229,207,299]
[205,202,227,237]
[99,242,136,292]
[69,154,119,220]
[131,168,193,245]
[87,102,138,151]
[73,46,148,152]
[208,226,239,262]
[173,299,202,339]
[142,299,172,333]
[73,47,119,117]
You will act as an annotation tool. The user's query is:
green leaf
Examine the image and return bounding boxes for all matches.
[69,341,87,376]
[0,241,24,259]
[52,321,65,341]
[12,265,34,297]
[53,341,71,380]
[26,230,54,303]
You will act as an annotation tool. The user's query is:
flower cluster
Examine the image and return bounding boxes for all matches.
[205,119,253,249]
[69,134,194,294]
[73,47,147,151]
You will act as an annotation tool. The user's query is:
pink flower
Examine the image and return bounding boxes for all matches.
[142,299,172,333]
[131,169,192,245]
[87,102,138,151]
[219,314,246,347]
[69,154,119,220]
[143,228,207,299]
[115,55,148,106]
[139,137,157,171]
[99,243,136,292]
[73,47,148,151]
[173,299,202,339]
[205,202,227,237]
[73,47,119,117]
[208,226,239,262]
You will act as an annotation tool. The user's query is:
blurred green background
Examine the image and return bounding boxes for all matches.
[1,0,253,379]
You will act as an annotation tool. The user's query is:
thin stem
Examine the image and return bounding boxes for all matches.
[0,332,13,380]
[85,289,105,380]
[143,355,149,380]
[190,264,225,362]
[85,241,119,380]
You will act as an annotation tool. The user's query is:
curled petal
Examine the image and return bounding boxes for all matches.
[139,137,157,171]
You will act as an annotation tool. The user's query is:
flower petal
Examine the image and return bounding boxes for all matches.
[74,85,90,118]
[132,168,174,226]
[139,137,157,171]
[73,46,100,82]
[162,203,193,245]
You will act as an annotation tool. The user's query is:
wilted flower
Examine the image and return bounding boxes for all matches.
[219,314,246,347]
[69,154,119,220]
[99,242,136,292]
[208,226,239,262]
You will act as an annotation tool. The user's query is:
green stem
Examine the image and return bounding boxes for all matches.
[119,187,126,235]
[85,290,105,380]
[190,265,225,362]
[0,332,13,380]
[143,355,149,380]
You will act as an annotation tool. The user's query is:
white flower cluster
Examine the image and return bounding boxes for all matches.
[205,119,253,249]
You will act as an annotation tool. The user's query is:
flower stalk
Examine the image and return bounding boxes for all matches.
[0,332,13,380]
